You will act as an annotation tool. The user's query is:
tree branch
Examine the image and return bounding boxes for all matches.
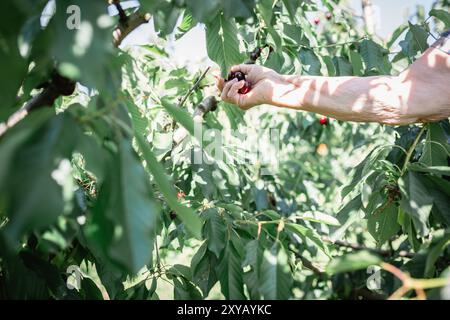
[112,12,151,47]
[323,237,415,259]
[0,72,75,138]
[178,67,211,108]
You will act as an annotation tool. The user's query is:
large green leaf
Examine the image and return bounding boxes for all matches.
[367,202,400,245]
[359,39,389,74]
[399,171,433,237]
[242,239,263,299]
[205,13,243,77]
[299,48,321,75]
[326,251,382,275]
[191,242,218,297]
[420,123,450,166]
[185,0,220,23]
[85,138,161,274]
[0,111,80,248]
[400,23,429,60]
[221,0,254,19]
[349,50,364,76]
[422,175,450,226]
[216,241,245,299]
[135,132,202,239]
[430,9,450,29]
[286,223,330,256]
[47,0,116,88]
[203,208,227,257]
[424,232,450,277]
[0,1,44,119]
[259,242,292,300]
[387,24,408,48]
[332,56,353,76]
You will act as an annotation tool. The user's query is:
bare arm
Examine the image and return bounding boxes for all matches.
[218,36,450,125]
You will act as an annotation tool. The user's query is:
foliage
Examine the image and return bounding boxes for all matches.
[0,0,449,300]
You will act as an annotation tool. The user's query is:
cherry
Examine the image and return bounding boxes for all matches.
[325,12,332,20]
[239,83,251,94]
[313,17,320,25]
[250,47,263,62]
[169,211,177,220]
[226,71,251,94]
[227,71,245,82]
[177,191,185,199]
[319,116,328,125]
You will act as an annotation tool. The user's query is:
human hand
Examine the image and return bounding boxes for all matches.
[216,64,290,110]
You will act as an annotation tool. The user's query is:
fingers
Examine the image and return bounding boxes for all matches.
[215,76,225,92]
[227,80,245,99]
[230,64,253,74]
[220,78,237,102]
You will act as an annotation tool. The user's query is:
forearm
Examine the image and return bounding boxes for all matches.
[270,75,436,125]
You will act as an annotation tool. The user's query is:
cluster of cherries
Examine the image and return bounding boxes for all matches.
[226,71,252,94]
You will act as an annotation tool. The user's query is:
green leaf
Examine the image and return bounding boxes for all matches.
[349,50,364,76]
[186,0,220,23]
[326,251,382,274]
[424,232,450,277]
[367,202,400,245]
[221,0,254,19]
[359,39,389,73]
[282,23,304,46]
[85,138,161,274]
[161,99,195,136]
[420,123,450,166]
[400,23,429,60]
[286,223,330,256]
[203,208,227,257]
[216,241,245,299]
[387,24,408,48]
[322,56,336,76]
[205,13,243,77]
[331,196,363,241]
[258,0,274,26]
[299,48,321,75]
[282,0,300,23]
[81,277,104,300]
[172,276,202,300]
[259,242,292,300]
[135,132,202,239]
[296,211,340,226]
[175,10,196,40]
[48,0,116,88]
[0,2,30,118]
[191,242,218,297]
[242,239,263,299]
[332,56,353,76]
[409,163,450,176]
[422,176,450,226]
[399,171,433,237]
[430,9,450,29]
[0,112,80,247]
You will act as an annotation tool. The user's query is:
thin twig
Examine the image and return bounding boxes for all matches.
[298,37,368,50]
[323,237,415,258]
[382,262,450,300]
[0,73,75,139]
[178,67,211,108]
[401,125,427,174]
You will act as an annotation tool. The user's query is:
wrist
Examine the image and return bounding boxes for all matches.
[269,75,305,109]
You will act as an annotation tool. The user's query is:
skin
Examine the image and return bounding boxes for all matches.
[217,39,450,125]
